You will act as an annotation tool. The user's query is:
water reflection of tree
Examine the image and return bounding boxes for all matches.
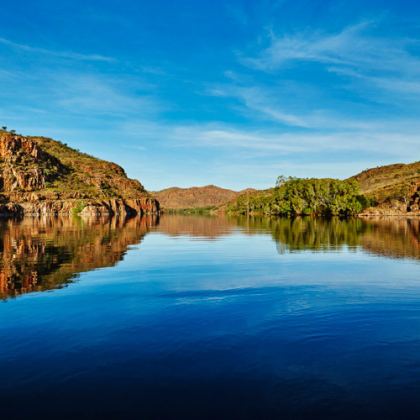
[232,216,419,258]
[157,214,419,260]
[0,215,157,299]
[270,217,366,253]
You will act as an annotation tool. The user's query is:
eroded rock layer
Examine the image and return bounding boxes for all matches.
[0,132,159,217]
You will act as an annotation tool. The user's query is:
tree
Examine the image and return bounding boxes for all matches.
[228,177,367,217]
[276,175,287,188]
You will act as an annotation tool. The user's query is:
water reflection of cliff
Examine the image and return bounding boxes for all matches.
[360,217,420,260]
[154,215,236,239]
[0,216,157,299]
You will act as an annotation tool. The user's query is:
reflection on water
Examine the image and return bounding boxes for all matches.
[239,216,420,258]
[238,216,365,252]
[0,216,156,299]
[361,217,420,259]
[155,213,236,238]
[1,214,419,299]
[0,214,420,419]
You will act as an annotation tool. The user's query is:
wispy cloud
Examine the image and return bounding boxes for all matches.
[121,119,420,159]
[115,117,420,189]
[0,36,114,62]
[208,18,420,131]
[241,19,420,101]
[243,20,420,74]
[0,63,164,120]
[208,84,310,127]
[52,73,162,116]
[1,12,419,190]
[328,65,420,100]
[207,81,417,131]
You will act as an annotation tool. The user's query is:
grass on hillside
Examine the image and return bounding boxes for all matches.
[352,161,420,203]
[0,131,149,200]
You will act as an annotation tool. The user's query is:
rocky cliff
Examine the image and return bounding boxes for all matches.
[0,132,159,217]
[351,161,420,216]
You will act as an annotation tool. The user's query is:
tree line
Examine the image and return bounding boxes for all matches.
[227,177,370,217]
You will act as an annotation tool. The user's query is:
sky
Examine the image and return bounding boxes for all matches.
[1,0,420,191]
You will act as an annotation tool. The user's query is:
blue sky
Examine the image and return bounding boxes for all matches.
[1,0,419,190]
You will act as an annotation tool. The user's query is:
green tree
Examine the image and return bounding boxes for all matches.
[227,177,367,217]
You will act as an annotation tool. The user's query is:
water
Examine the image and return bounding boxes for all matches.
[0,215,419,419]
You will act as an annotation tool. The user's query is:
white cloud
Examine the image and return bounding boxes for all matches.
[208,19,420,131]
[243,21,420,74]
[52,73,162,116]
[329,65,420,99]
[0,37,114,62]
[208,85,310,127]
[119,119,420,189]
[2,17,419,190]
[121,119,420,159]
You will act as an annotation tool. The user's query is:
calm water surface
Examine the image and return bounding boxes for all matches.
[0,215,420,419]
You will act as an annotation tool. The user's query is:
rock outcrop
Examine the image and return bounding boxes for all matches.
[359,185,420,216]
[351,161,420,216]
[0,134,67,192]
[0,132,159,217]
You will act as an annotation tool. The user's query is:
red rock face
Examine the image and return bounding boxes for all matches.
[79,198,160,217]
[408,186,420,212]
[0,134,40,159]
[0,133,66,192]
[0,132,159,217]
[360,184,420,216]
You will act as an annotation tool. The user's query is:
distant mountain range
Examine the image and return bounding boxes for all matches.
[154,162,420,216]
[153,185,255,211]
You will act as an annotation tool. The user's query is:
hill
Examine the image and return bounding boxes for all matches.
[226,161,420,217]
[0,131,159,217]
[153,185,247,211]
[351,161,420,215]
